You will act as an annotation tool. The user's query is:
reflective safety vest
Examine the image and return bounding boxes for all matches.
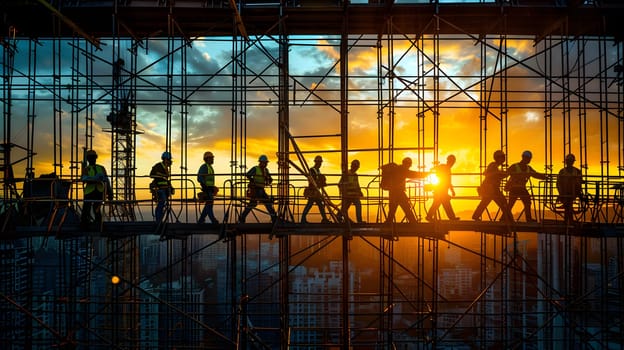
[507,163,531,188]
[84,165,106,194]
[151,162,170,188]
[342,172,361,197]
[198,163,215,187]
[251,166,268,187]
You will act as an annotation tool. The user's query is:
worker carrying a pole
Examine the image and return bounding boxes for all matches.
[301,155,331,223]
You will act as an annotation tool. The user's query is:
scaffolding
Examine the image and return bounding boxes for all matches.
[1,0,624,349]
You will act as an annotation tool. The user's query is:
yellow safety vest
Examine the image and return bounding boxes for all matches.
[252,166,268,187]
[84,165,105,194]
[199,163,215,187]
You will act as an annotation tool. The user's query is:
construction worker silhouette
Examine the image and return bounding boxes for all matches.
[239,155,277,223]
[384,157,425,224]
[197,151,219,224]
[506,150,547,222]
[556,153,583,223]
[80,150,112,229]
[426,154,460,221]
[339,159,364,223]
[472,150,513,222]
[150,151,174,224]
[301,155,330,223]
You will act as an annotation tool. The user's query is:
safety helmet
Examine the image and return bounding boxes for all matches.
[565,153,576,161]
[86,150,98,158]
[161,151,172,160]
[258,155,269,162]
[203,151,214,159]
[493,150,505,160]
[522,150,532,159]
[314,155,323,162]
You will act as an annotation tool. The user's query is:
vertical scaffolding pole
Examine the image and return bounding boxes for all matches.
[228,4,247,342]
[1,29,20,226]
[278,4,291,346]
[340,17,351,348]
[378,13,396,345]
[25,39,37,182]
[52,29,63,177]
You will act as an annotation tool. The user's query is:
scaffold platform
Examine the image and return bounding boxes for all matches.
[5,219,624,240]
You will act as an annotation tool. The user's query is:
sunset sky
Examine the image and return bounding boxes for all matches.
[4,34,622,215]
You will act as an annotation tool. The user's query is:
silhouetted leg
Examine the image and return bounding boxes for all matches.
[493,193,514,222]
[508,193,518,219]
[81,201,92,225]
[93,201,103,226]
[317,199,329,222]
[301,199,314,223]
[441,198,457,220]
[398,192,417,223]
[199,202,218,224]
[386,191,398,223]
[199,191,218,223]
[472,197,492,220]
[353,198,363,223]
[239,200,257,223]
[341,198,353,222]
[264,201,277,222]
[564,202,574,223]
[155,189,168,223]
[198,203,208,223]
[426,199,441,221]
[520,193,534,221]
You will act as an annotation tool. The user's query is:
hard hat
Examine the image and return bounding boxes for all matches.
[161,151,172,160]
[86,150,97,157]
[565,153,576,161]
[258,155,269,162]
[522,150,532,158]
[493,150,505,160]
[314,155,323,162]
[203,151,214,158]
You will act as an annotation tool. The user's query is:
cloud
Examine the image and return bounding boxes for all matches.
[4,34,621,199]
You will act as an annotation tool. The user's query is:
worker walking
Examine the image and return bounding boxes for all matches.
[506,150,547,222]
[197,151,219,224]
[472,150,514,222]
[80,150,112,229]
[239,155,277,223]
[150,151,174,224]
[556,153,583,223]
[339,159,365,223]
[425,154,460,221]
[382,157,425,224]
[301,155,330,223]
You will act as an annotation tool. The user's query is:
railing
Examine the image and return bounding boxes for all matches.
[2,172,624,233]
